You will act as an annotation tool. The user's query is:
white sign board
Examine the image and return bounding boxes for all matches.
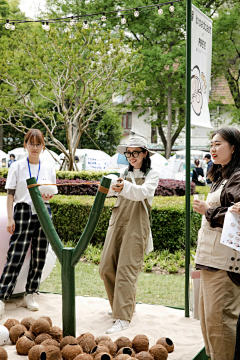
[191,5,213,128]
[85,156,109,171]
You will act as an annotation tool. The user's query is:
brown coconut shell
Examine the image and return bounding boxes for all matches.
[23,330,35,341]
[49,326,63,342]
[149,345,168,360]
[132,335,149,353]
[77,332,96,353]
[41,338,60,348]
[32,318,51,336]
[9,324,27,344]
[62,343,83,360]
[95,352,112,360]
[91,345,110,357]
[115,337,132,351]
[115,354,131,360]
[95,336,111,344]
[35,333,52,344]
[28,344,45,360]
[20,317,35,330]
[16,335,35,355]
[44,344,62,360]
[156,338,174,353]
[39,316,53,327]
[0,346,8,360]
[117,347,136,357]
[74,354,93,360]
[3,318,19,331]
[60,335,79,349]
[98,340,117,357]
[136,351,154,360]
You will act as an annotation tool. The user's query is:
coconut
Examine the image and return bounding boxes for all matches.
[117,347,136,357]
[156,338,174,353]
[49,326,63,342]
[32,318,51,336]
[28,344,45,360]
[3,318,19,331]
[0,346,8,360]
[95,336,111,345]
[41,338,60,348]
[23,330,35,341]
[35,333,52,344]
[9,324,27,344]
[44,345,62,360]
[136,351,154,360]
[16,335,35,355]
[77,333,96,353]
[60,336,79,349]
[74,354,93,360]
[91,345,110,357]
[132,336,149,353]
[95,353,113,360]
[62,344,83,360]
[98,340,117,357]
[0,325,9,346]
[20,317,35,330]
[39,316,53,327]
[149,345,168,360]
[115,337,132,351]
[115,354,131,360]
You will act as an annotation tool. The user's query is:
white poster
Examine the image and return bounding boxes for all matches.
[85,156,109,171]
[191,5,213,128]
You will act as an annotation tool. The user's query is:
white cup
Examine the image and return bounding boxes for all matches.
[194,194,205,201]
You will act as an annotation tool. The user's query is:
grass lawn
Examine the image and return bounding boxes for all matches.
[40,260,185,308]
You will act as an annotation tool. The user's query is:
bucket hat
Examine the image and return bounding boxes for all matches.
[117,134,155,157]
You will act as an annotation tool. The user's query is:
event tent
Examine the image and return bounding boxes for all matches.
[59,149,111,171]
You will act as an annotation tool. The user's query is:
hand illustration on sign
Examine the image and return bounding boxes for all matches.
[191,65,206,116]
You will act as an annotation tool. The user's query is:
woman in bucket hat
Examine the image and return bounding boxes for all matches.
[99,134,159,334]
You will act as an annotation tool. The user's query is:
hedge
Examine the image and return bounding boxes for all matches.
[49,195,202,252]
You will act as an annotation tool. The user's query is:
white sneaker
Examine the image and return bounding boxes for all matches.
[106,319,130,334]
[0,300,5,319]
[23,294,39,311]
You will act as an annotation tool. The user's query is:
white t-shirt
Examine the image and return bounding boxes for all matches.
[5,158,57,204]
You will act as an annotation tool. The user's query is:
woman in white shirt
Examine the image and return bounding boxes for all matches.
[0,129,57,318]
[99,135,159,334]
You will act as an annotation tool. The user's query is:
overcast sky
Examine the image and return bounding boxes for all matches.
[19,0,47,19]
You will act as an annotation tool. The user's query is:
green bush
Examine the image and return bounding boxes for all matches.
[50,195,202,252]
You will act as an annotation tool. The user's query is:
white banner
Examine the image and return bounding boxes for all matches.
[191,5,212,128]
[85,156,109,170]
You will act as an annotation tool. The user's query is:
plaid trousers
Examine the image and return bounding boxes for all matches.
[0,202,51,300]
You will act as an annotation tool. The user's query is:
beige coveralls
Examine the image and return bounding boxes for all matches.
[195,182,240,360]
[99,176,150,322]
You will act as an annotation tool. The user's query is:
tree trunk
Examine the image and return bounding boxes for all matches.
[166,77,172,159]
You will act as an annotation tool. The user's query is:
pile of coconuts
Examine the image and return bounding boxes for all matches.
[0,316,174,360]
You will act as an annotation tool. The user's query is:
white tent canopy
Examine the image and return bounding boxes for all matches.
[59,149,111,171]
[7,148,61,169]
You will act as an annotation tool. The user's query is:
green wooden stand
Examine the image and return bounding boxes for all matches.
[27,176,111,337]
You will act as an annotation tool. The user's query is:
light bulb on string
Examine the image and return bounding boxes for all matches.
[83,20,89,29]
[169,3,174,12]
[45,22,50,31]
[42,22,46,30]
[70,16,75,26]
[5,20,10,30]
[134,8,139,17]
[10,22,15,30]
[101,12,106,21]
[158,6,163,15]
[121,15,126,24]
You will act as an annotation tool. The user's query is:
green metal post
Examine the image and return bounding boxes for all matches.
[71,176,111,267]
[27,177,64,264]
[185,0,192,318]
[62,248,76,337]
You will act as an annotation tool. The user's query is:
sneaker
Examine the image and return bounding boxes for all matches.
[23,294,39,311]
[0,300,5,319]
[106,319,130,334]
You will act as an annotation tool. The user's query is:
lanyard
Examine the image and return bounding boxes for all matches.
[27,157,41,182]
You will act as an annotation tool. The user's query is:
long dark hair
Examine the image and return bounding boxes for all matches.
[208,127,240,182]
[128,148,151,174]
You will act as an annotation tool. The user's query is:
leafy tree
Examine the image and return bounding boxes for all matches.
[0,23,140,169]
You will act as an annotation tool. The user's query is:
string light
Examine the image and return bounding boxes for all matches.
[5,19,10,29]
[42,22,46,30]
[45,22,50,31]
[101,12,106,21]
[169,3,174,12]
[158,6,163,15]
[134,8,139,17]
[10,22,15,30]
[121,15,126,24]
[83,20,89,29]
[70,16,75,26]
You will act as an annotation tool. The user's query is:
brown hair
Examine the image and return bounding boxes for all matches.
[24,129,45,149]
[194,159,200,167]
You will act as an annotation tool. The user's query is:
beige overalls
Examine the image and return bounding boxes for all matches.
[195,182,240,360]
[99,176,150,322]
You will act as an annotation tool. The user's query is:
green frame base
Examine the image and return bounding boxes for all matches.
[192,347,209,360]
